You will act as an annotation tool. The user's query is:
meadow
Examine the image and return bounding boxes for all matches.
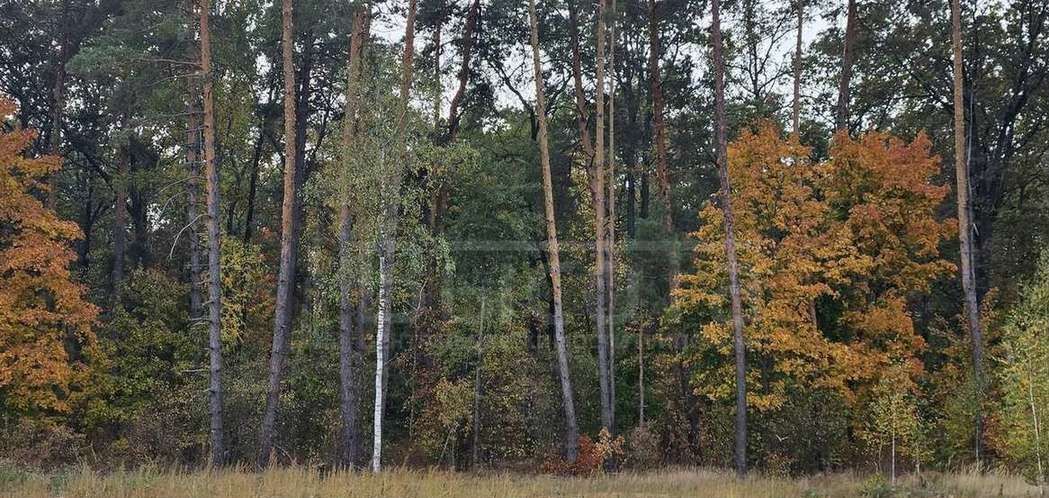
[0,466,1043,498]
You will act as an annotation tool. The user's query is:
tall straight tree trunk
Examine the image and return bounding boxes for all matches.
[373,0,417,472]
[647,0,675,290]
[792,0,803,140]
[835,0,857,132]
[111,139,129,304]
[951,0,984,463]
[593,0,613,435]
[606,0,617,434]
[569,1,594,162]
[337,5,370,470]
[259,0,300,466]
[48,25,67,210]
[528,0,579,461]
[186,85,203,320]
[199,0,225,465]
[711,0,747,476]
[241,128,264,243]
[185,10,203,319]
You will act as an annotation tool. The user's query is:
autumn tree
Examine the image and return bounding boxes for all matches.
[675,125,954,468]
[0,97,98,416]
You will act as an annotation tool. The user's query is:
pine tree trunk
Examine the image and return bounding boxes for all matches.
[593,0,613,435]
[199,0,225,465]
[259,0,299,466]
[835,0,857,132]
[372,0,417,472]
[950,0,984,463]
[529,0,580,462]
[648,0,676,292]
[185,10,203,319]
[792,0,803,140]
[711,0,747,476]
[569,1,594,162]
[337,5,369,470]
[186,85,203,321]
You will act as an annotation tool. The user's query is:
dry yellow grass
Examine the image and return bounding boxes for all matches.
[0,465,1043,497]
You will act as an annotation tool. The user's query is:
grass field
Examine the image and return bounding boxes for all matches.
[0,465,1044,498]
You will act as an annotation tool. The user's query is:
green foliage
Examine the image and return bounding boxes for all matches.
[998,250,1049,483]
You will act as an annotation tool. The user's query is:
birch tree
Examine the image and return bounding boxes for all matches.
[373,0,417,472]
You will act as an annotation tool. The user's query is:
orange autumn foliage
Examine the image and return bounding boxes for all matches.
[674,123,954,410]
[0,97,98,414]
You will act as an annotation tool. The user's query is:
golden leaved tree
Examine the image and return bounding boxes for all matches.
[0,97,98,415]
[674,124,954,411]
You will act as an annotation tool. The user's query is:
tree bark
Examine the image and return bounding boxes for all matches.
[711,0,747,476]
[48,14,67,211]
[373,0,417,472]
[528,0,580,462]
[606,0,617,437]
[569,1,594,162]
[111,139,129,305]
[594,0,613,435]
[835,0,857,132]
[337,5,370,470]
[792,0,803,141]
[186,81,203,321]
[199,0,225,465]
[648,0,676,292]
[951,0,984,463]
[259,0,300,466]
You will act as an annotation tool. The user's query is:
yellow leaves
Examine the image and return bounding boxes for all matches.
[0,97,98,415]
[675,123,953,408]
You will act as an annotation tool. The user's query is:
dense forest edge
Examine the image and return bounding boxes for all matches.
[2,0,1049,489]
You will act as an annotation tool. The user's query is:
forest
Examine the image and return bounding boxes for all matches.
[2,0,1049,494]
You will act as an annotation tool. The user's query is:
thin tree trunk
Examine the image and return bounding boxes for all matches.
[950,0,984,463]
[792,0,803,140]
[528,0,580,461]
[569,1,594,162]
[606,0,617,435]
[48,22,67,210]
[711,0,747,476]
[835,0,857,132]
[111,139,129,304]
[241,128,264,243]
[445,0,479,144]
[648,0,676,291]
[337,5,370,470]
[471,297,485,469]
[373,0,417,472]
[259,0,300,466]
[594,0,613,435]
[186,83,203,320]
[638,324,645,426]
[1027,357,1044,484]
[199,0,225,465]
